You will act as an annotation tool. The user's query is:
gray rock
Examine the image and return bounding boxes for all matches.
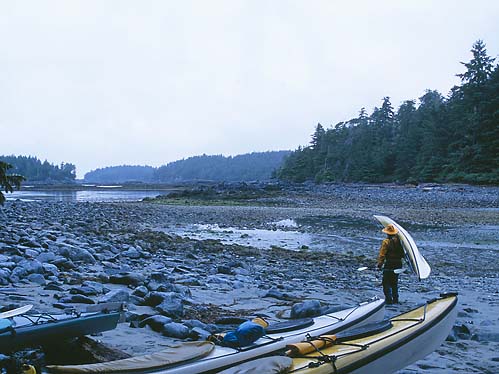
[59,294,95,304]
[139,315,172,331]
[156,284,191,298]
[0,269,11,285]
[44,282,64,291]
[144,291,173,307]
[264,288,292,301]
[233,281,245,289]
[129,295,145,306]
[37,252,57,263]
[291,300,322,318]
[99,289,130,304]
[27,273,46,285]
[24,248,40,258]
[19,259,44,274]
[70,286,99,296]
[155,293,184,318]
[20,238,41,248]
[51,257,76,270]
[182,319,206,329]
[58,243,96,264]
[42,263,59,277]
[471,331,499,343]
[122,247,142,259]
[217,265,234,275]
[132,286,149,298]
[190,326,212,340]
[447,324,472,341]
[161,322,190,339]
[82,281,107,294]
[110,272,145,287]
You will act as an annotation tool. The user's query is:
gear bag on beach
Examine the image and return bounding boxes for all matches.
[222,318,268,347]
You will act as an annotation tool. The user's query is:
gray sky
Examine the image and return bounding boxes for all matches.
[1,1,498,178]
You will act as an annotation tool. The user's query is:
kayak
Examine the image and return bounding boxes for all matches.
[0,309,121,353]
[46,297,385,374]
[256,292,456,374]
[374,215,431,280]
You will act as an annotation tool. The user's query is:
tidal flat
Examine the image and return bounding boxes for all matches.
[0,183,498,373]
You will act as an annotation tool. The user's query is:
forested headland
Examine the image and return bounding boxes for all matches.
[84,151,290,183]
[84,165,156,184]
[276,40,499,185]
[0,155,76,183]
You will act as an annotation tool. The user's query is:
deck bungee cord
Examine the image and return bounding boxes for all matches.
[287,299,436,373]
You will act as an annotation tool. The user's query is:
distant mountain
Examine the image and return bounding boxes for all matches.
[84,165,155,184]
[83,151,291,184]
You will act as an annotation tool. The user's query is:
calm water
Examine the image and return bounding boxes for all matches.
[6,188,167,202]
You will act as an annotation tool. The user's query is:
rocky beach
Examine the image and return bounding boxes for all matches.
[0,183,498,373]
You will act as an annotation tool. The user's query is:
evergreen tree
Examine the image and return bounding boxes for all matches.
[276,40,498,185]
[457,40,495,87]
[0,161,24,205]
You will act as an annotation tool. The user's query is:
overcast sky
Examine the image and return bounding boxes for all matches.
[1,1,498,178]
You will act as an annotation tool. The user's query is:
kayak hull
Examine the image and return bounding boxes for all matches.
[0,311,120,353]
[350,299,456,374]
[374,215,431,280]
[154,298,385,374]
[289,293,458,374]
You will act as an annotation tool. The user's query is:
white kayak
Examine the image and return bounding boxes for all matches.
[160,298,384,374]
[374,215,431,280]
[47,298,385,374]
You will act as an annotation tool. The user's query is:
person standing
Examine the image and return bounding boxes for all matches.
[377,224,405,304]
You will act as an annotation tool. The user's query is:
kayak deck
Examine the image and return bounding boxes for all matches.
[289,293,457,373]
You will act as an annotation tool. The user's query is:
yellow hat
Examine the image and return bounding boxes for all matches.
[382,224,398,235]
[21,365,37,374]
[252,317,269,328]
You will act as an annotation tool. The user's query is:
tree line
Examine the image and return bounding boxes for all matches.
[84,151,291,183]
[276,40,499,185]
[0,155,76,183]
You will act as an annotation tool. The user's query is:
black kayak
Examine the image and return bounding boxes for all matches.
[0,309,120,353]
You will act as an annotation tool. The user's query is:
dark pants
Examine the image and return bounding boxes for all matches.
[382,270,399,304]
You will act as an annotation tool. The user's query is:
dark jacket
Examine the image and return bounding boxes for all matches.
[377,235,404,270]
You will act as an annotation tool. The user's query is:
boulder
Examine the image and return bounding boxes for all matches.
[59,294,95,304]
[291,300,322,319]
[27,273,46,285]
[161,322,190,339]
[138,315,172,331]
[58,243,96,264]
[109,272,145,287]
[155,293,184,318]
[99,289,130,304]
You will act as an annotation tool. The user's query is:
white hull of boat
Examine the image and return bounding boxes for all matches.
[156,298,385,374]
[374,215,431,280]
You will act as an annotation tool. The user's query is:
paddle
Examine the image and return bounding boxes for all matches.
[357,267,405,274]
[0,304,33,319]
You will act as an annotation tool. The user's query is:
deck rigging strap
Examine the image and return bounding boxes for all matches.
[17,313,58,325]
[325,302,363,322]
[287,302,430,372]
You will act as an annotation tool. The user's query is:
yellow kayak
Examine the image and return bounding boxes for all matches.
[287,293,457,374]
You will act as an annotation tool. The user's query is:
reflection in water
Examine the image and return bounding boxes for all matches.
[6,190,165,202]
